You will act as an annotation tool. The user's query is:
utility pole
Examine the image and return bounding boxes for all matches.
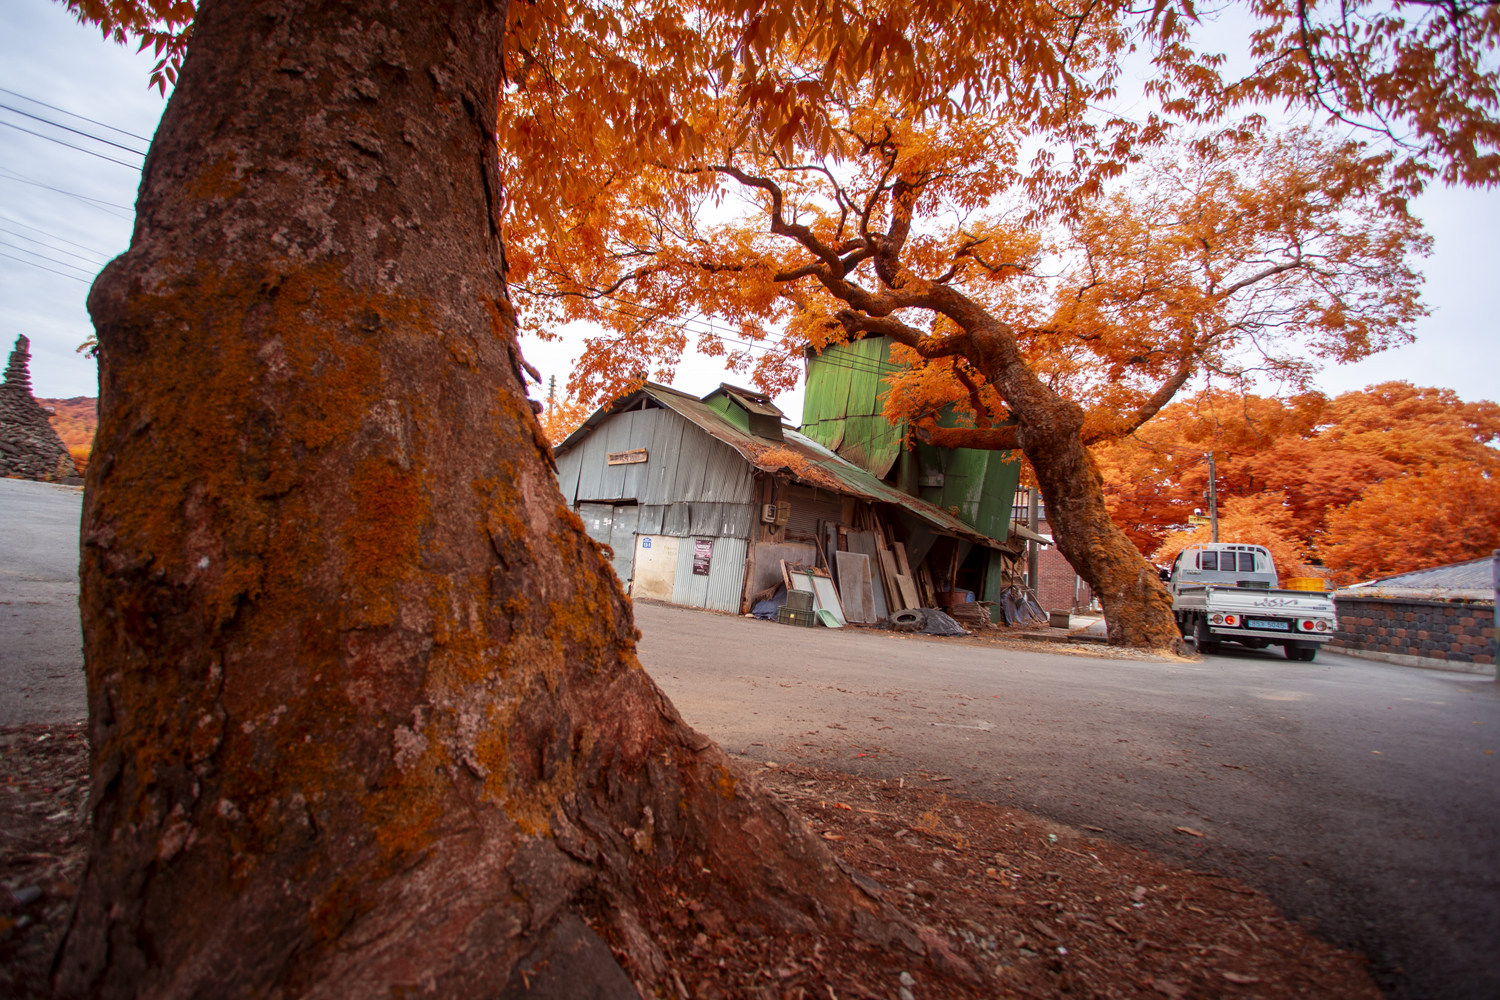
[547,375,556,410]
[1206,452,1220,543]
[1027,487,1041,599]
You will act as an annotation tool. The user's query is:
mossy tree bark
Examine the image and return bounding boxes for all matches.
[54,1,882,996]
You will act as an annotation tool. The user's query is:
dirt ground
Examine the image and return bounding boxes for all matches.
[1,722,1379,999]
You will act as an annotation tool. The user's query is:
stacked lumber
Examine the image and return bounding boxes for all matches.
[947,601,995,630]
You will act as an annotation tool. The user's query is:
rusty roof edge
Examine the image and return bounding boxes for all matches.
[782,430,1017,549]
[552,382,693,456]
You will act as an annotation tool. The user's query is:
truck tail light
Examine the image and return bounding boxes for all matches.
[1223,615,1238,626]
[1300,620,1314,631]
[1210,613,1224,625]
[1315,620,1329,632]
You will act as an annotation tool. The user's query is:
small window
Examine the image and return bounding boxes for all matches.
[1239,552,1257,572]
[1199,551,1218,571]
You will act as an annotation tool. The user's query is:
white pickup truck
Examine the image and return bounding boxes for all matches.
[1167,543,1337,661]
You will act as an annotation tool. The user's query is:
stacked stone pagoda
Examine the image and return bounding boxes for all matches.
[0,335,77,481]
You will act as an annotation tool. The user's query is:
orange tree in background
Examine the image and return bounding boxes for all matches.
[1321,464,1500,582]
[538,393,594,444]
[1094,383,1500,580]
[1151,493,1316,580]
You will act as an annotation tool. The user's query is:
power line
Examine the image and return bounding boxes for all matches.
[0,167,135,216]
[0,226,110,266]
[0,237,97,275]
[0,215,113,260]
[0,119,143,169]
[0,87,153,144]
[0,102,149,156]
[0,248,91,283]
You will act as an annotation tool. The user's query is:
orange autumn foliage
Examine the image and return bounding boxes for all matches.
[38,396,98,473]
[1095,383,1500,582]
[1321,464,1500,583]
[538,394,594,445]
[1151,494,1316,581]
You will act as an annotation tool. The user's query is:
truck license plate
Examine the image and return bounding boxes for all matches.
[1247,618,1289,630]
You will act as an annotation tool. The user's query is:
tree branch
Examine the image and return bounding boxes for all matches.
[833,311,969,359]
[1081,343,1200,444]
[711,163,845,273]
[913,422,1019,451]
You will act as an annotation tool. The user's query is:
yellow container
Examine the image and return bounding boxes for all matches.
[1284,577,1326,591]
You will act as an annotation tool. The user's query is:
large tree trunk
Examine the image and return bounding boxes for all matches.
[967,332,1183,651]
[1018,407,1183,650]
[54,1,881,995]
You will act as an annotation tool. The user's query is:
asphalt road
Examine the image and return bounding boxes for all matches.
[0,478,84,726]
[5,479,1496,997]
[637,600,1500,1000]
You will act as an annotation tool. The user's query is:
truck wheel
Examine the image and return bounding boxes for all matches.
[1299,647,1318,662]
[1194,616,1220,654]
[1284,644,1317,662]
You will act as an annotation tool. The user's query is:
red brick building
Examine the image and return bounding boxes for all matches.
[1013,492,1096,613]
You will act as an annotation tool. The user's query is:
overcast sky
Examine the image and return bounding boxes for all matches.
[3,0,1495,419]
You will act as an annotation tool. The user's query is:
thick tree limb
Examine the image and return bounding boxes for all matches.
[832,311,969,359]
[711,164,845,274]
[914,422,1019,450]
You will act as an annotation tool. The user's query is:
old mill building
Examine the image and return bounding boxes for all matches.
[552,337,1046,621]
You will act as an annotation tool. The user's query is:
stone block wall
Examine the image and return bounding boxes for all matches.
[1330,595,1496,672]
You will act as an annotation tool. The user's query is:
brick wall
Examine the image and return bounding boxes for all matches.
[1034,544,1082,612]
[1330,596,1496,672]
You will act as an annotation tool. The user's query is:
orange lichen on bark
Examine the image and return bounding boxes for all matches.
[343,457,428,626]
[365,761,448,861]
[80,260,463,883]
[184,154,247,203]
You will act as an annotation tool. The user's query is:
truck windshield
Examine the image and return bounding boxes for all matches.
[1197,551,1262,572]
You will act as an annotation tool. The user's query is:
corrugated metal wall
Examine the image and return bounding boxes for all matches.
[914,440,1021,544]
[556,406,755,508]
[575,502,640,588]
[556,407,757,613]
[800,338,905,477]
[784,484,844,538]
[670,536,748,613]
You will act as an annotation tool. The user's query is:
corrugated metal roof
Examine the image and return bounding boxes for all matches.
[1369,557,1494,590]
[712,383,784,419]
[1336,556,1496,602]
[557,383,1030,549]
